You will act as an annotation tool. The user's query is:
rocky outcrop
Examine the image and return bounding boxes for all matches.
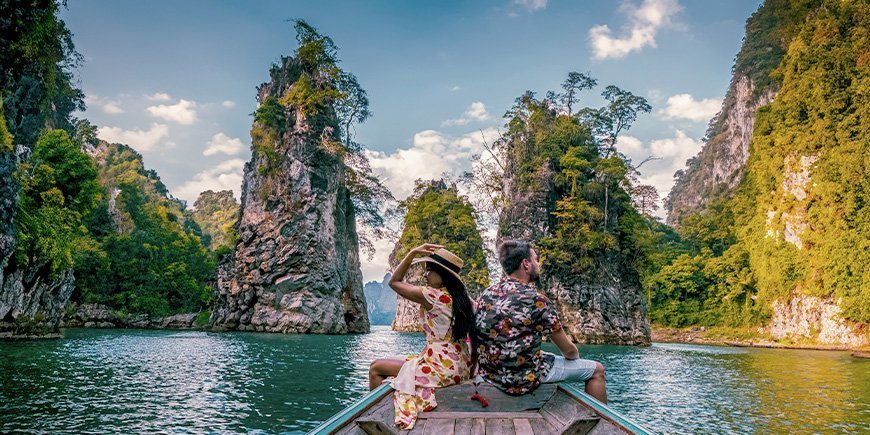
[0,145,75,338]
[665,76,776,225]
[63,303,202,330]
[499,177,649,344]
[767,294,868,347]
[364,273,396,325]
[764,154,817,249]
[664,0,821,226]
[545,267,650,345]
[210,55,369,334]
[390,261,424,332]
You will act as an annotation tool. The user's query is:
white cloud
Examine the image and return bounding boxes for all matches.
[102,102,124,114]
[450,85,462,92]
[365,127,501,200]
[222,100,236,108]
[442,101,492,126]
[97,123,170,152]
[514,0,548,12]
[589,0,682,60]
[173,159,245,206]
[203,132,245,156]
[85,94,124,115]
[642,130,703,207]
[659,93,722,122]
[146,92,172,101]
[610,130,704,218]
[616,135,644,157]
[147,99,198,124]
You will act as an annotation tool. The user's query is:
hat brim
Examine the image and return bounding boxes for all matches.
[411,257,463,283]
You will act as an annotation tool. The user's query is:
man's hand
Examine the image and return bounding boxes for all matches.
[550,328,579,360]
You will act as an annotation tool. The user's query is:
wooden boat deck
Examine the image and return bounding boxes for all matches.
[312,382,651,435]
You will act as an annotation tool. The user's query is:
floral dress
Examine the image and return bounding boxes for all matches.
[392,286,472,429]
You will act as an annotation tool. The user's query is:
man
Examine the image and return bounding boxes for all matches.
[473,240,607,402]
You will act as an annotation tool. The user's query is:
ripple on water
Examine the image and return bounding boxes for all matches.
[1,327,868,434]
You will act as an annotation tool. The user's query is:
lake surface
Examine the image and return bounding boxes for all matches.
[1,327,868,433]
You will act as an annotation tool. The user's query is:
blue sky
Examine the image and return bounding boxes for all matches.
[61,0,763,281]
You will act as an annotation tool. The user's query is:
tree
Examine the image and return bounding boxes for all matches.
[0,0,84,146]
[559,72,597,115]
[14,129,101,273]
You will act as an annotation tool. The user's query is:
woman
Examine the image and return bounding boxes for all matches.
[368,243,477,430]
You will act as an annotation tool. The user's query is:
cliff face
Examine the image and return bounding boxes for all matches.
[389,259,424,332]
[665,0,820,225]
[499,201,650,345]
[210,55,369,334]
[665,77,775,224]
[658,0,868,345]
[0,146,74,338]
[364,273,396,326]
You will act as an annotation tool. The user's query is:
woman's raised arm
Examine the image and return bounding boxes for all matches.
[388,243,443,309]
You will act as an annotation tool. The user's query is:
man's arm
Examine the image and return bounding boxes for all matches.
[550,328,579,360]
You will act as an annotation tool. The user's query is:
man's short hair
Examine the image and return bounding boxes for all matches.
[498,240,532,274]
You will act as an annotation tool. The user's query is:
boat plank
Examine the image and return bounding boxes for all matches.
[586,421,628,435]
[540,391,598,425]
[513,418,534,435]
[485,418,514,434]
[561,417,601,435]
[430,383,556,413]
[453,417,485,435]
[422,418,455,435]
[355,420,397,435]
[420,411,541,419]
[529,416,560,435]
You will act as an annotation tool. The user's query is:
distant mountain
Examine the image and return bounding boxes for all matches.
[363,273,395,325]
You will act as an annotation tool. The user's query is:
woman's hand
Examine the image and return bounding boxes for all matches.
[410,243,443,257]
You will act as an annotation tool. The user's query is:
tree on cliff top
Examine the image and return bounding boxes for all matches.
[252,19,393,258]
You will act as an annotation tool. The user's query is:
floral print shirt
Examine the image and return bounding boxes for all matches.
[473,276,562,395]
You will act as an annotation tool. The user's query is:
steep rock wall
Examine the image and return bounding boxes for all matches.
[0,146,74,338]
[210,56,368,334]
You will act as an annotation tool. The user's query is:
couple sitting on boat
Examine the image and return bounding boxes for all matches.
[368,240,607,429]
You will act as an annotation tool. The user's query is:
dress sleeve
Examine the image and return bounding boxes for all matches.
[533,293,562,335]
[420,286,443,310]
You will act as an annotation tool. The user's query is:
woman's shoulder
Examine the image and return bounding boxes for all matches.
[422,286,452,305]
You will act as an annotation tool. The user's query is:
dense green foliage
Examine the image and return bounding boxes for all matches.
[649,0,869,327]
[0,101,11,152]
[481,73,662,287]
[251,20,392,257]
[0,0,84,146]
[191,190,240,255]
[72,143,215,317]
[14,130,101,274]
[394,180,490,294]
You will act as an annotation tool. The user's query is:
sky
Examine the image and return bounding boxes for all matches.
[60,0,764,282]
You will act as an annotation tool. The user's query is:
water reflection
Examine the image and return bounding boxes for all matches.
[1,328,868,434]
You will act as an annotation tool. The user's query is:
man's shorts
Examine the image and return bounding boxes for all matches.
[541,352,598,383]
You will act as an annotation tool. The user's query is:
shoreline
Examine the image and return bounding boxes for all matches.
[652,327,870,358]
[6,323,869,359]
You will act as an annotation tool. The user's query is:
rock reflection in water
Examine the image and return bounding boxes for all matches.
[1,328,868,434]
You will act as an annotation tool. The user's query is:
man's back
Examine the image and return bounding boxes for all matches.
[473,276,561,395]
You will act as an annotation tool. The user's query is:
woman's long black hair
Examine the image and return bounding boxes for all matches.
[429,263,479,365]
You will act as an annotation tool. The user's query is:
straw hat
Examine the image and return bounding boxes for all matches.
[411,247,464,282]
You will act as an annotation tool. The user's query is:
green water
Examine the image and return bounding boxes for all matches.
[1,327,868,434]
